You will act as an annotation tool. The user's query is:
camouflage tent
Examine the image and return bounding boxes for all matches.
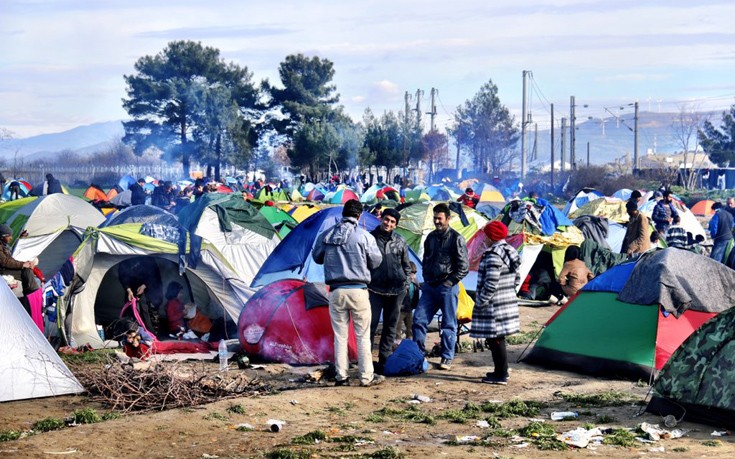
[647,306,735,429]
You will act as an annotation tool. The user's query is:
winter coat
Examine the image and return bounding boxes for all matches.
[709,209,734,242]
[558,259,594,298]
[0,242,24,272]
[421,228,469,287]
[652,200,678,232]
[312,217,382,288]
[470,240,521,339]
[621,213,651,255]
[368,227,411,295]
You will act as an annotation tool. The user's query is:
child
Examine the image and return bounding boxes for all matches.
[122,329,151,360]
[164,282,186,338]
[396,262,420,341]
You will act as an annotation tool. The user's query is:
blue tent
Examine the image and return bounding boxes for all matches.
[118,174,137,191]
[101,205,180,229]
[251,206,423,288]
[536,197,574,236]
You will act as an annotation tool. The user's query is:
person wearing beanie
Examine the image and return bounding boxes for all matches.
[709,201,734,263]
[472,221,521,385]
[313,199,385,387]
[621,200,651,256]
[368,206,411,373]
[413,202,469,371]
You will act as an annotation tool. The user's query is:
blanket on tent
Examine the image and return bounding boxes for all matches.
[617,248,735,317]
[574,215,611,250]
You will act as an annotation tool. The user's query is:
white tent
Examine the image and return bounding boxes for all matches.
[60,224,254,349]
[0,282,83,402]
[7,194,105,277]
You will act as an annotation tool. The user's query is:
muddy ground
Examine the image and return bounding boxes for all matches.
[1,305,733,458]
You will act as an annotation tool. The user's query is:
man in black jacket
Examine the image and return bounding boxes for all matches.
[412,203,469,370]
[368,208,411,373]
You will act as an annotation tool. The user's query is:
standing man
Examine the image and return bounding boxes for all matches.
[709,201,734,263]
[313,199,384,387]
[472,221,521,385]
[621,201,651,256]
[45,174,62,195]
[725,197,735,220]
[652,190,678,235]
[412,203,469,370]
[368,208,411,373]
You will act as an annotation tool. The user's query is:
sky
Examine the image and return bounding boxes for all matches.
[2,0,735,139]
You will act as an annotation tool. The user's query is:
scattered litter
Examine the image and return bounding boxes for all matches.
[267,419,285,432]
[648,446,665,453]
[289,400,299,405]
[711,430,729,437]
[663,415,677,428]
[557,427,603,448]
[453,435,479,444]
[412,394,431,403]
[407,400,421,405]
[636,437,655,444]
[43,451,78,455]
[511,442,530,448]
[670,429,687,439]
[640,422,667,441]
[476,420,490,428]
[550,411,579,421]
[382,430,395,435]
[250,364,265,369]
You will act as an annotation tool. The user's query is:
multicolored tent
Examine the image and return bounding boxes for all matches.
[404,187,431,203]
[238,279,357,364]
[360,184,400,204]
[523,249,734,380]
[287,203,322,223]
[477,183,505,204]
[306,187,325,202]
[563,188,605,215]
[2,179,32,201]
[426,184,460,201]
[647,306,735,429]
[690,199,716,216]
[323,186,359,204]
[100,204,180,229]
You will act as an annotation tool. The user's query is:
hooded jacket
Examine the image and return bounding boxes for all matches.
[368,227,411,295]
[312,217,383,288]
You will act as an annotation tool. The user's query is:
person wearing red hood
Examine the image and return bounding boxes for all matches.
[458,188,479,209]
[471,221,521,385]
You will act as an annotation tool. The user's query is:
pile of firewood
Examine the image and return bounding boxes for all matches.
[75,360,270,412]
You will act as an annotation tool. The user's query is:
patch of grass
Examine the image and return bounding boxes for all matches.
[635,379,649,387]
[701,440,721,447]
[555,390,633,407]
[483,416,501,429]
[582,422,597,430]
[596,414,618,423]
[203,412,229,421]
[330,434,373,443]
[32,417,65,432]
[480,399,544,418]
[326,405,345,414]
[370,406,435,425]
[0,430,22,442]
[264,449,313,459]
[672,447,688,452]
[70,408,101,424]
[101,412,121,421]
[333,443,357,452]
[507,322,542,345]
[235,425,253,432]
[489,428,515,438]
[60,349,116,364]
[602,428,638,447]
[366,447,403,458]
[517,421,567,451]
[535,436,569,451]
[439,402,483,423]
[291,430,327,445]
[365,413,385,423]
[226,404,246,415]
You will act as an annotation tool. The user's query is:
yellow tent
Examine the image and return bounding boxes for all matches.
[289,204,321,223]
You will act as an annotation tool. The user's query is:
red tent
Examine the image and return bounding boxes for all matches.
[238,279,357,364]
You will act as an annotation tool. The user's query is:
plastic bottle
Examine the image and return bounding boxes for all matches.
[550,411,579,421]
[218,339,228,371]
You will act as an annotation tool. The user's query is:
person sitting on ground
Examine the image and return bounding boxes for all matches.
[458,187,479,209]
[664,215,688,249]
[558,246,594,299]
[164,281,187,338]
[122,328,152,361]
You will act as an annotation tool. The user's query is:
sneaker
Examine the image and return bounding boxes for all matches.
[438,358,452,370]
[481,375,508,385]
[548,294,559,304]
[361,374,385,387]
[335,378,350,387]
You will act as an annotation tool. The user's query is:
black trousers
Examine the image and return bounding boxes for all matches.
[369,291,406,364]
[487,337,509,378]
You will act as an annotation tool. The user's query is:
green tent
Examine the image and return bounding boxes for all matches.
[259,205,298,239]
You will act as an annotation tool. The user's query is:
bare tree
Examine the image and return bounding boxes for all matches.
[671,104,710,189]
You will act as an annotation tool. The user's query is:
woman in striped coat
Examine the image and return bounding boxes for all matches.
[471,221,521,385]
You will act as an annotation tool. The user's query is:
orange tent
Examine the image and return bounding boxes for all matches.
[690,199,716,217]
[83,185,107,202]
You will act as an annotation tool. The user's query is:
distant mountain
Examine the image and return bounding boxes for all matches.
[0,121,125,161]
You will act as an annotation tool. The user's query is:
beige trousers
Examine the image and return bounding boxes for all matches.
[329,288,374,385]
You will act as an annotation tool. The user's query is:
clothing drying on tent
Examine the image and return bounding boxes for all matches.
[647,306,735,429]
[0,282,83,402]
[523,249,735,380]
[177,193,279,286]
[238,279,358,364]
[57,224,254,349]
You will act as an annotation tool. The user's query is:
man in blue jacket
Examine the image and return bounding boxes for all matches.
[652,190,678,235]
[313,200,384,387]
[709,201,734,263]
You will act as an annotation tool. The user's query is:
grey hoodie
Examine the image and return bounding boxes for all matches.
[312,217,383,288]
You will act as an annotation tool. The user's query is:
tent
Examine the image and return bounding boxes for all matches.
[404,187,431,203]
[426,184,460,201]
[323,186,359,204]
[0,196,36,223]
[177,193,279,286]
[58,224,254,349]
[523,249,735,380]
[259,205,298,239]
[360,184,400,204]
[569,197,629,223]
[287,203,322,223]
[6,194,105,278]
[647,306,735,429]
[100,204,180,229]
[690,199,716,217]
[2,179,32,201]
[306,188,325,202]
[476,183,505,204]
[238,279,357,364]
[563,188,605,215]
[612,188,633,201]
[0,282,84,402]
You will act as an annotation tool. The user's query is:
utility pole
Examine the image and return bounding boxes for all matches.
[403,91,411,179]
[570,96,576,170]
[427,88,437,132]
[633,101,639,171]
[550,104,555,191]
[521,70,530,180]
[456,122,461,180]
[414,89,424,129]
[560,117,567,172]
[532,123,538,161]
[587,142,590,167]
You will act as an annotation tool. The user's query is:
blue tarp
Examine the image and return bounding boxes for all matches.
[582,260,637,293]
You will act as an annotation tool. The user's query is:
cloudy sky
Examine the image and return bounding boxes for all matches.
[2,0,735,138]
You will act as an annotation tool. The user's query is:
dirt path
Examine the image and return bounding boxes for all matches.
[1,305,733,458]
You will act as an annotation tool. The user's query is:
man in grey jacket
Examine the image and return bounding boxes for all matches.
[313,200,385,387]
